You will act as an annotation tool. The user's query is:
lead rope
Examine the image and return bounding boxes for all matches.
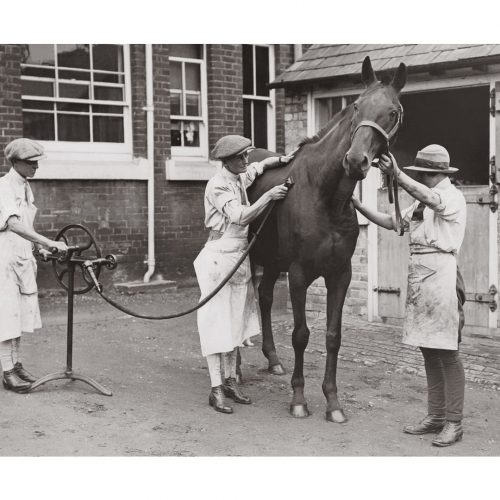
[94,179,293,320]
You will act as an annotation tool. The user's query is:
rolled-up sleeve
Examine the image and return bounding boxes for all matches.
[242,161,264,189]
[392,201,417,232]
[431,188,462,221]
[0,183,20,231]
[210,183,245,225]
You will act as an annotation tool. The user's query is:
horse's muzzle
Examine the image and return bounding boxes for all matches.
[343,152,369,180]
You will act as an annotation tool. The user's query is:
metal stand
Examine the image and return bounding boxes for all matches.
[25,224,116,396]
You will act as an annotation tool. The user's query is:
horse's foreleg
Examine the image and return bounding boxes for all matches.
[258,266,285,375]
[288,264,311,418]
[323,265,351,424]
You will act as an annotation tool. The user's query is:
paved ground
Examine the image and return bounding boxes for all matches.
[1,280,499,456]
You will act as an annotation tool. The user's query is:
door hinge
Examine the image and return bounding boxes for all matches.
[491,88,496,117]
[373,287,401,296]
[465,285,498,312]
[477,195,498,213]
[491,156,497,185]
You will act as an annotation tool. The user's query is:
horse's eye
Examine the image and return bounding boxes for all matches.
[353,103,359,112]
[390,110,398,118]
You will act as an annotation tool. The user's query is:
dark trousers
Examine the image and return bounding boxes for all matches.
[420,347,465,422]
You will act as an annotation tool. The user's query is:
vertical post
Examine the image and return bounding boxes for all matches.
[489,81,498,329]
[66,260,75,374]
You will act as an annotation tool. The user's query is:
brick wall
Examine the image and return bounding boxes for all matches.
[284,90,308,152]
[274,45,294,154]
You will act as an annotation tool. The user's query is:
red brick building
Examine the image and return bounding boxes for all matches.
[0,44,296,288]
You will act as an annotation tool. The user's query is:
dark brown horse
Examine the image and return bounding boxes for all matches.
[247,56,407,423]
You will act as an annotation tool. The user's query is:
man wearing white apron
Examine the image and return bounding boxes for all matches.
[353,145,467,447]
[0,138,68,392]
[194,135,293,414]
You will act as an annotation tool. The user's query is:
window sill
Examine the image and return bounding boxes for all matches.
[32,158,149,180]
[165,158,219,181]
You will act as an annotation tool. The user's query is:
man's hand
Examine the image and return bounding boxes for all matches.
[267,184,289,200]
[378,153,400,176]
[49,240,69,253]
[279,151,295,165]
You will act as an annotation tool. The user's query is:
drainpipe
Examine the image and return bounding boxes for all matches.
[143,44,155,283]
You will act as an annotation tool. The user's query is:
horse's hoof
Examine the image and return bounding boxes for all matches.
[268,363,286,376]
[289,403,310,418]
[326,410,348,424]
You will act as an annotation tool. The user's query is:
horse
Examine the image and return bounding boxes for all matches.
[246,56,407,423]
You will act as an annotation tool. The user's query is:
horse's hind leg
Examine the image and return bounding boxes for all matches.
[322,265,351,424]
[288,263,311,418]
[258,265,286,375]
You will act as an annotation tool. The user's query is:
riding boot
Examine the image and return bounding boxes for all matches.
[2,369,31,392]
[209,385,233,414]
[403,414,446,435]
[14,362,37,383]
[224,377,251,404]
[432,421,463,447]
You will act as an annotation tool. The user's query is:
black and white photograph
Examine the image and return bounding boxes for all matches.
[1,1,499,498]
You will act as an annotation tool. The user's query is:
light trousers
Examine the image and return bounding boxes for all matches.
[206,348,237,387]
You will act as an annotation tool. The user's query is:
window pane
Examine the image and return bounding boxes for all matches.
[169,44,202,59]
[57,44,90,69]
[315,97,342,131]
[23,100,54,111]
[58,69,90,82]
[93,104,123,114]
[242,45,254,95]
[185,63,201,91]
[58,114,90,141]
[92,44,123,72]
[23,112,55,140]
[171,121,182,146]
[94,86,123,101]
[21,66,55,78]
[57,102,88,112]
[22,44,54,66]
[94,72,122,83]
[171,61,182,90]
[22,80,54,97]
[93,116,124,142]
[170,92,182,115]
[183,121,199,147]
[253,100,268,149]
[59,83,89,99]
[255,46,270,97]
[185,94,200,116]
[243,100,252,142]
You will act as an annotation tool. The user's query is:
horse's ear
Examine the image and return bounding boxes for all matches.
[361,56,377,87]
[391,62,407,92]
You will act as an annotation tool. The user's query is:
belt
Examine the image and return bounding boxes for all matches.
[207,229,224,241]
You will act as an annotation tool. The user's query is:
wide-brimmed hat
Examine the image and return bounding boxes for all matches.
[404,144,458,173]
[4,137,46,162]
[211,135,253,160]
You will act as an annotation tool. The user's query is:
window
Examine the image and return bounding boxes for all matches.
[169,44,208,157]
[314,95,357,131]
[21,45,129,146]
[242,45,275,150]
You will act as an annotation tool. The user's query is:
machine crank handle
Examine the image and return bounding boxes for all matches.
[83,261,103,293]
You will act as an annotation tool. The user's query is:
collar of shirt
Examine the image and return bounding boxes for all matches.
[6,167,27,187]
[221,166,241,183]
[433,176,452,191]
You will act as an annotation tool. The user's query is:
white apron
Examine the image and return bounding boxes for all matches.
[0,181,41,342]
[194,224,261,357]
[402,251,459,350]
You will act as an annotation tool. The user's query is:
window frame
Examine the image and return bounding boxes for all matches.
[20,44,133,161]
[242,44,276,151]
[169,44,208,159]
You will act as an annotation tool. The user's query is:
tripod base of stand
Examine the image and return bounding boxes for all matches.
[23,370,112,396]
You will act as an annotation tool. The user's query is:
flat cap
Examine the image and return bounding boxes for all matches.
[4,138,46,162]
[211,135,252,160]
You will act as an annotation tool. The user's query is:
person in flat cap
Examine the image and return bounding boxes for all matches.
[0,138,67,393]
[353,145,467,447]
[194,135,294,414]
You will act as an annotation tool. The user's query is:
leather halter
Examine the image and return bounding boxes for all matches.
[350,104,405,235]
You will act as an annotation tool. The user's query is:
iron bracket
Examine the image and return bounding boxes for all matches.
[491,88,496,118]
[373,287,401,296]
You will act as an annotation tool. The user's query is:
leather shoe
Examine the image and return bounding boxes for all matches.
[14,362,37,383]
[403,414,446,435]
[209,385,233,414]
[224,377,251,404]
[432,421,463,447]
[2,369,32,392]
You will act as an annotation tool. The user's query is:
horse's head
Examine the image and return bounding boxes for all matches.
[342,56,407,180]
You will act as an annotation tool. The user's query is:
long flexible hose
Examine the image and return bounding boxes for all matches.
[95,199,277,320]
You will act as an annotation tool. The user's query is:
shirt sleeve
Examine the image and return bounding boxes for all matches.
[242,161,265,189]
[208,181,245,225]
[431,188,462,221]
[0,183,20,231]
